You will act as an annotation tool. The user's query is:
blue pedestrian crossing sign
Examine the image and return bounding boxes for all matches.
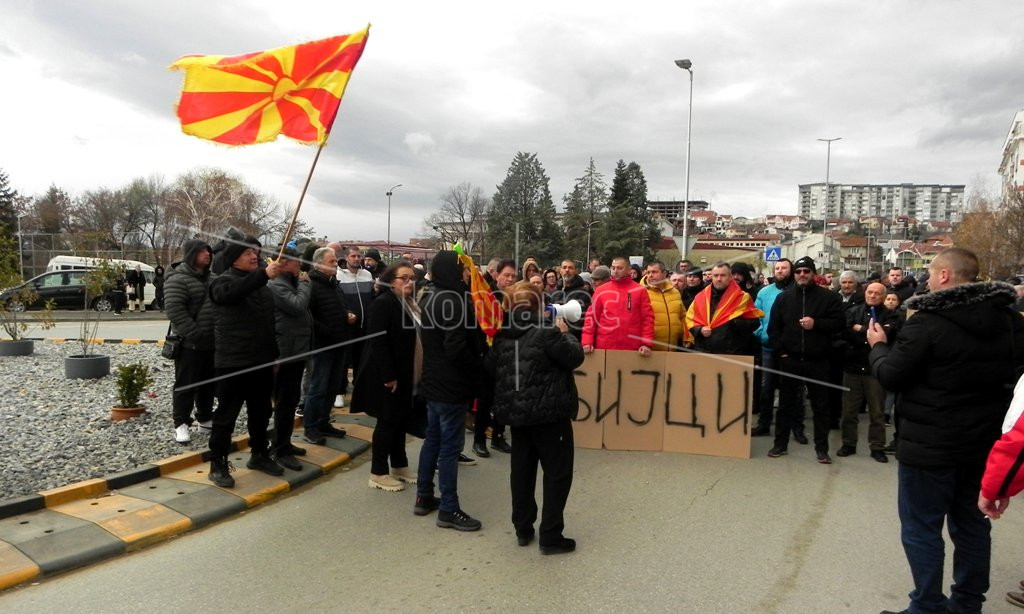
[764,246,782,262]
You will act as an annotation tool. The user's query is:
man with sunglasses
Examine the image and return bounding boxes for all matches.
[766,256,845,463]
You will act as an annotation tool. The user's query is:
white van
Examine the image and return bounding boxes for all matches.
[45,256,157,309]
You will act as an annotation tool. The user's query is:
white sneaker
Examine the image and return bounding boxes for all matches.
[174,423,191,443]
[369,473,404,492]
[333,395,345,408]
[197,420,212,430]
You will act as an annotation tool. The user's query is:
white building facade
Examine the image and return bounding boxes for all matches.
[798,183,965,224]
[999,109,1024,198]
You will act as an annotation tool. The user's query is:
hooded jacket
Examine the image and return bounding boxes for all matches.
[268,271,312,360]
[767,281,845,360]
[488,309,584,427]
[644,277,685,351]
[580,275,655,351]
[209,264,278,369]
[164,240,216,351]
[418,251,487,403]
[870,282,1024,468]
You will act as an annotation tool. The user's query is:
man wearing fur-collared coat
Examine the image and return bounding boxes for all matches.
[867,248,1024,614]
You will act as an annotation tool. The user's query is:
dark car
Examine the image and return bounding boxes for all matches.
[0,270,115,311]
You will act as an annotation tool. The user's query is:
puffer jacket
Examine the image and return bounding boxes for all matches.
[644,278,684,351]
[488,309,584,427]
[870,282,1024,468]
[268,271,312,360]
[163,240,216,351]
[580,276,655,350]
[308,268,350,350]
[209,265,279,369]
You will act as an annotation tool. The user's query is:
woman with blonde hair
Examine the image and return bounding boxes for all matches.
[488,281,584,554]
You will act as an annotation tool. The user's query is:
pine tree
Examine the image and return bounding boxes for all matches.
[486,152,563,264]
[561,158,608,264]
[0,169,19,235]
[599,160,659,261]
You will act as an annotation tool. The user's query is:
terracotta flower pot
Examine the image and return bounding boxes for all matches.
[111,405,147,421]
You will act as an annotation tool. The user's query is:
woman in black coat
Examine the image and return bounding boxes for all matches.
[351,261,421,492]
[489,281,584,555]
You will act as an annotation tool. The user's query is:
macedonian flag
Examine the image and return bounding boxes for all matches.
[170,27,369,146]
[686,280,763,331]
[453,243,503,344]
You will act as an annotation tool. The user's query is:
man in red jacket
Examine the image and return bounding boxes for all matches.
[581,257,654,355]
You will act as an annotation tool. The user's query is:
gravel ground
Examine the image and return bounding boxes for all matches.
[1,341,250,499]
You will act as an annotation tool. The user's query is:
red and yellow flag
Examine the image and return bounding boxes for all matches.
[453,243,502,344]
[170,27,369,146]
[686,281,763,331]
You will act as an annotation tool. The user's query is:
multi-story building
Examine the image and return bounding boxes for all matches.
[999,109,1024,197]
[646,199,710,221]
[798,183,965,224]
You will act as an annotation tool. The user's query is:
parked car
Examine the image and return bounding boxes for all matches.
[46,256,156,309]
[0,270,116,312]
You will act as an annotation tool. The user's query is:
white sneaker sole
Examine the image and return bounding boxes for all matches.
[391,473,418,485]
[333,395,345,408]
[368,477,404,492]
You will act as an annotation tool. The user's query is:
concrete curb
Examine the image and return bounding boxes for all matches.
[27,338,165,345]
[0,415,371,591]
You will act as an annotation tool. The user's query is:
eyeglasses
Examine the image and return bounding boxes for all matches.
[394,275,415,282]
[794,268,813,275]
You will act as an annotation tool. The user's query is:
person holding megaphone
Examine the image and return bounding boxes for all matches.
[488,280,584,555]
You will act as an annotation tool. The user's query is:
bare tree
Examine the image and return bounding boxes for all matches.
[424,182,489,254]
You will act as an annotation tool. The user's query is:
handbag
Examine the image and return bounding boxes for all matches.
[161,323,183,360]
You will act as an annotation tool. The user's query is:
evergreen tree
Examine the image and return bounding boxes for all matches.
[599,160,659,261]
[486,152,563,264]
[561,158,608,264]
[0,169,19,235]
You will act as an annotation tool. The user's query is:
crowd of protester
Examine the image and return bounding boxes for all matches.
[162,232,1024,588]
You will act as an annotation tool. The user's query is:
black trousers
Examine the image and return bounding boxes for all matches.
[272,360,305,455]
[210,365,274,457]
[339,338,364,395]
[172,347,215,427]
[510,419,574,546]
[474,379,505,443]
[774,357,831,453]
[371,416,409,475]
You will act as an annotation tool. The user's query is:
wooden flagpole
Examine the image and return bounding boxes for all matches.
[276,142,326,261]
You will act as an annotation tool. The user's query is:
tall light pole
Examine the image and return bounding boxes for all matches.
[676,58,694,259]
[585,220,602,264]
[386,184,402,262]
[16,214,25,280]
[817,137,841,270]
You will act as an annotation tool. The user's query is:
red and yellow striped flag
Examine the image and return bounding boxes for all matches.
[170,27,369,146]
[686,281,763,331]
[453,243,502,344]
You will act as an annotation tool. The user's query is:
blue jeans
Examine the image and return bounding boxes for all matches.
[417,400,468,513]
[897,462,990,614]
[304,348,346,431]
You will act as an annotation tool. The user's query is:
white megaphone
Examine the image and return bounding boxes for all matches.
[546,299,583,323]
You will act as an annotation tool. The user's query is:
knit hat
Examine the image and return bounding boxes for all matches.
[213,227,261,274]
[792,256,817,273]
[364,248,382,264]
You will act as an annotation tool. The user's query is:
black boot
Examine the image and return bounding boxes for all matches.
[208,455,235,488]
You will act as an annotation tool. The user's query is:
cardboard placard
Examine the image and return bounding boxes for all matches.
[572,349,753,459]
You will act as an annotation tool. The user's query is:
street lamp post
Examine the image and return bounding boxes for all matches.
[16,214,25,280]
[386,184,402,262]
[585,220,602,264]
[675,58,694,259]
[817,137,841,270]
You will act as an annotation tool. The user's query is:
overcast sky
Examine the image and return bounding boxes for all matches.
[1,0,1021,244]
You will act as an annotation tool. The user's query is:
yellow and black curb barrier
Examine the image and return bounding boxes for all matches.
[27,338,165,345]
[0,413,376,591]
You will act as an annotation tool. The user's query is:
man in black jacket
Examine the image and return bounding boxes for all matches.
[836,282,898,462]
[207,231,284,487]
[548,259,593,340]
[268,247,312,471]
[870,248,1024,614]
[304,247,351,445]
[415,251,487,531]
[164,239,216,444]
[766,256,845,463]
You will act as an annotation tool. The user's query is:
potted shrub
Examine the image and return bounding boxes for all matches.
[111,362,155,421]
[0,235,56,356]
[65,259,121,379]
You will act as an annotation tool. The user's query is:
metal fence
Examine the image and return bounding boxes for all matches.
[17,233,179,281]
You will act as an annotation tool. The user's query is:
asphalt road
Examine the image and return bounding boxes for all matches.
[4,430,1024,613]
[23,312,169,341]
